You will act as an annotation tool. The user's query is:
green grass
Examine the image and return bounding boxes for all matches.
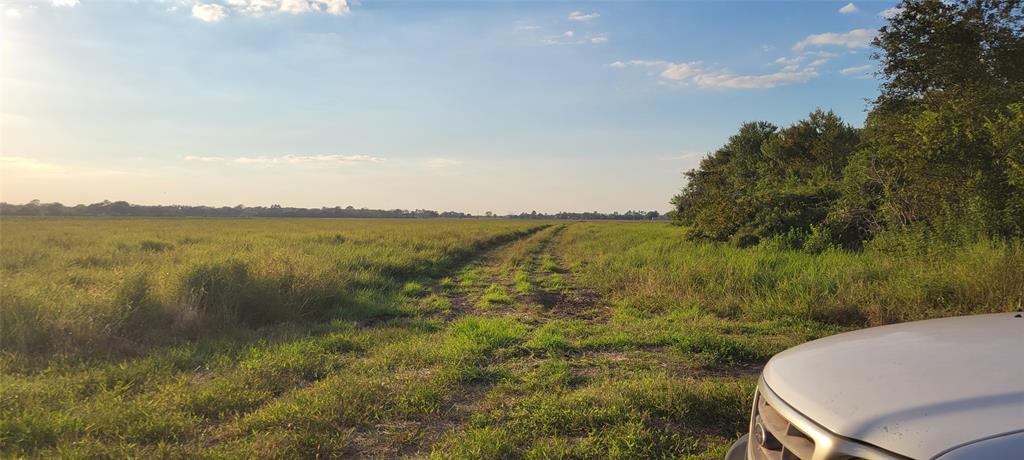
[540,254,559,273]
[477,284,514,308]
[0,218,542,360]
[402,281,429,297]
[514,269,532,293]
[1,218,1020,458]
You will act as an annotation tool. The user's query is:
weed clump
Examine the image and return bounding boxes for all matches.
[179,260,288,325]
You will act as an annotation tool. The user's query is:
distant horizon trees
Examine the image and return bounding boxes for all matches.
[671,0,1024,251]
[0,200,665,221]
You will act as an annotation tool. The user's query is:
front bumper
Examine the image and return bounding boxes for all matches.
[724,433,749,460]
[725,377,907,460]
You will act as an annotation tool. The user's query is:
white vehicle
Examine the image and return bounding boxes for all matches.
[725,312,1024,460]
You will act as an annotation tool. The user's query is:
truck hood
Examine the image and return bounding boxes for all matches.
[762,313,1024,460]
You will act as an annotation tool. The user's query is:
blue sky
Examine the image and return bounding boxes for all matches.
[1,0,900,213]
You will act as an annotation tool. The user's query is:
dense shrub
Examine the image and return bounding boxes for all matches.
[673,1,1024,249]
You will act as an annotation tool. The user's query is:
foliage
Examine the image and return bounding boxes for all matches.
[673,0,1024,249]
[672,111,859,247]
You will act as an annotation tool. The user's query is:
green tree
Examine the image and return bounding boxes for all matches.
[671,121,776,242]
[672,111,859,247]
[833,0,1024,244]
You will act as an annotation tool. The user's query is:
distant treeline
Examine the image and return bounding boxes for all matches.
[671,0,1024,252]
[0,200,664,220]
[507,210,663,220]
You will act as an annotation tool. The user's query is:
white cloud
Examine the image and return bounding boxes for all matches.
[838,2,858,14]
[184,155,225,162]
[319,0,350,15]
[840,64,873,77]
[280,0,316,14]
[189,0,351,20]
[660,62,702,81]
[237,0,277,16]
[51,0,79,7]
[692,69,817,89]
[424,158,463,168]
[879,7,904,18]
[774,56,804,66]
[568,11,600,22]
[613,56,821,89]
[794,28,876,50]
[4,7,21,18]
[192,3,227,22]
[628,60,669,67]
[186,154,384,167]
[542,31,607,46]
[515,24,541,31]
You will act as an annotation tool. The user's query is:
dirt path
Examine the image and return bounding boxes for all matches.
[335,223,762,458]
[361,223,617,457]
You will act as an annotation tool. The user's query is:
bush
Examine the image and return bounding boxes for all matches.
[178,260,288,326]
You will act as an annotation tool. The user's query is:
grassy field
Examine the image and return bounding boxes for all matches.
[1,218,1021,458]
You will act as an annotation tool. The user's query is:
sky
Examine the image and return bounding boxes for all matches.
[1,0,901,214]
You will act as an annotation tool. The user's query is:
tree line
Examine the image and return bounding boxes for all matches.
[507,210,663,220]
[670,0,1024,251]
[0,200,663,221]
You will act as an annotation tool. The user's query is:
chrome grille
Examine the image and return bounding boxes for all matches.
[747,378,908,460]
[750,392,815,460]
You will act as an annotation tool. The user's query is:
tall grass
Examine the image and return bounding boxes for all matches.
[558,222,1024,326]
[0,218,543,360]
[3,218,1021,458]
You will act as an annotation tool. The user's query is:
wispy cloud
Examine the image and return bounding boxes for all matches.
[183,155,225,163]
[838,2,858,14]
[879,7,904,18]
[423,158,463,168]
[542,30,608,46]
[611,52,827,90]
[568,11,600,22]
[51,0,79,7]
[656,151,708,161]
[192,3,228,22]
[794,28,876,50]
[840,64,873,78]
[1,156,138,179]
[1,156,67,175]
[185,154,384,167]
[515,24,541,31]
[692,69,818,89]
